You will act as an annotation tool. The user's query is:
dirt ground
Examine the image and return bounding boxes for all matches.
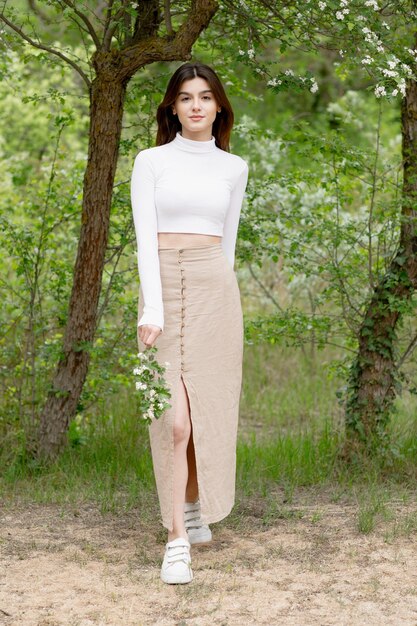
[1,494,416,626]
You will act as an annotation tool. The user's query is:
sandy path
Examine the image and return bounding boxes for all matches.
[1,497,416,625]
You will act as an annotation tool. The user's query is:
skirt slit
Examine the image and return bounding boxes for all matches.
[180,374,201,510]
[176,372,204,521]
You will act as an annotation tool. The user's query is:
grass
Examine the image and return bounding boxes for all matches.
[355,485,394,534]
[1,344,416,530]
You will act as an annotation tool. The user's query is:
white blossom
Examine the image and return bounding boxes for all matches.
[365,0,378,9]
[267,77,282,87]
[318,1,326,9]
[402,63,413,76]
[381,68,398,78]
[374,84,386,98]
[361,27,382,49]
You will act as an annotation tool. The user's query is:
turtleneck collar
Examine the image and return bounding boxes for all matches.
[173,130,216,153]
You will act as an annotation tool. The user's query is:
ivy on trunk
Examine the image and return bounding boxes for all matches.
[345,68,417,453]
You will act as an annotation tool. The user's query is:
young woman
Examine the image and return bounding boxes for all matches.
[131,61,249,584]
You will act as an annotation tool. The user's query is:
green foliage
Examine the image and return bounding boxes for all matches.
[1,0,417,462]
[237,94,405,351]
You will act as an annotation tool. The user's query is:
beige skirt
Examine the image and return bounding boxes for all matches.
[137,243,244,531]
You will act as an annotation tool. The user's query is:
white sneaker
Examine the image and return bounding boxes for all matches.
[184,499,212,545]
[160,537,193,584]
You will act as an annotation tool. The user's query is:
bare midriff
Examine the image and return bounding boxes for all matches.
[158,232,221,248]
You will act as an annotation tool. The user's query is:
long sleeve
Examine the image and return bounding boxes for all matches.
[131,151,164,331]
[221,160,249,270]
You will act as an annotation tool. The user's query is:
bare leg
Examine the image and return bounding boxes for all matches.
[185,428,199,503]
[168,375,192,542]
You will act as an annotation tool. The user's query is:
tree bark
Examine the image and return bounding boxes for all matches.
[37,76,127,459]
[345,70,417,452]
[36,0,219,460]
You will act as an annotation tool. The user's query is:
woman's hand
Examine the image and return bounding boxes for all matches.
[138,324,163,348]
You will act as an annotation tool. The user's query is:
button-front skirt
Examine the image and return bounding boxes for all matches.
[137,243,244,531]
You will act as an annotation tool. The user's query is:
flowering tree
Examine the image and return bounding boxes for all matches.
[236,0,417,452]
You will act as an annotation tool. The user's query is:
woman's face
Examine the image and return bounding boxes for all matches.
[172,76,221,139]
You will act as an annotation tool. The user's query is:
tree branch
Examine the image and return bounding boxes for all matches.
[27,0,51,23]
[247,262,284,312]
[129,0,161,46]
[0,12,91,87]
[59,0,101,48]
[117,0,218,80]
[102,0,114,47]
[102,5,125,50]
[122,0,132,42]
[397,330,417,369]
[164,0,173,37]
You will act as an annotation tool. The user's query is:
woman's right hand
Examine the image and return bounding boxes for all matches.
[138,324,163,348]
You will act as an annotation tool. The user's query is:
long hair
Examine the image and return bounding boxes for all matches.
[156,62,234,152]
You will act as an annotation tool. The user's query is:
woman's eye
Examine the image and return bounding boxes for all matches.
[180,96,211,101]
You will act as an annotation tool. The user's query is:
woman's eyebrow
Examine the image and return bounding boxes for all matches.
[178,90,213,95]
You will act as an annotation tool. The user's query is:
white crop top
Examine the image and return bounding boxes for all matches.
[131,130,249,331]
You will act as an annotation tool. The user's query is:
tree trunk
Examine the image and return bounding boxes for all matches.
[345,72,417,452]
[37,76,127,460]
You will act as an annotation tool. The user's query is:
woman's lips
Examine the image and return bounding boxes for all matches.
[190,116,204,120]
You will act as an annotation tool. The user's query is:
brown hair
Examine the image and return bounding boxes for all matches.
[155,62,234,152]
